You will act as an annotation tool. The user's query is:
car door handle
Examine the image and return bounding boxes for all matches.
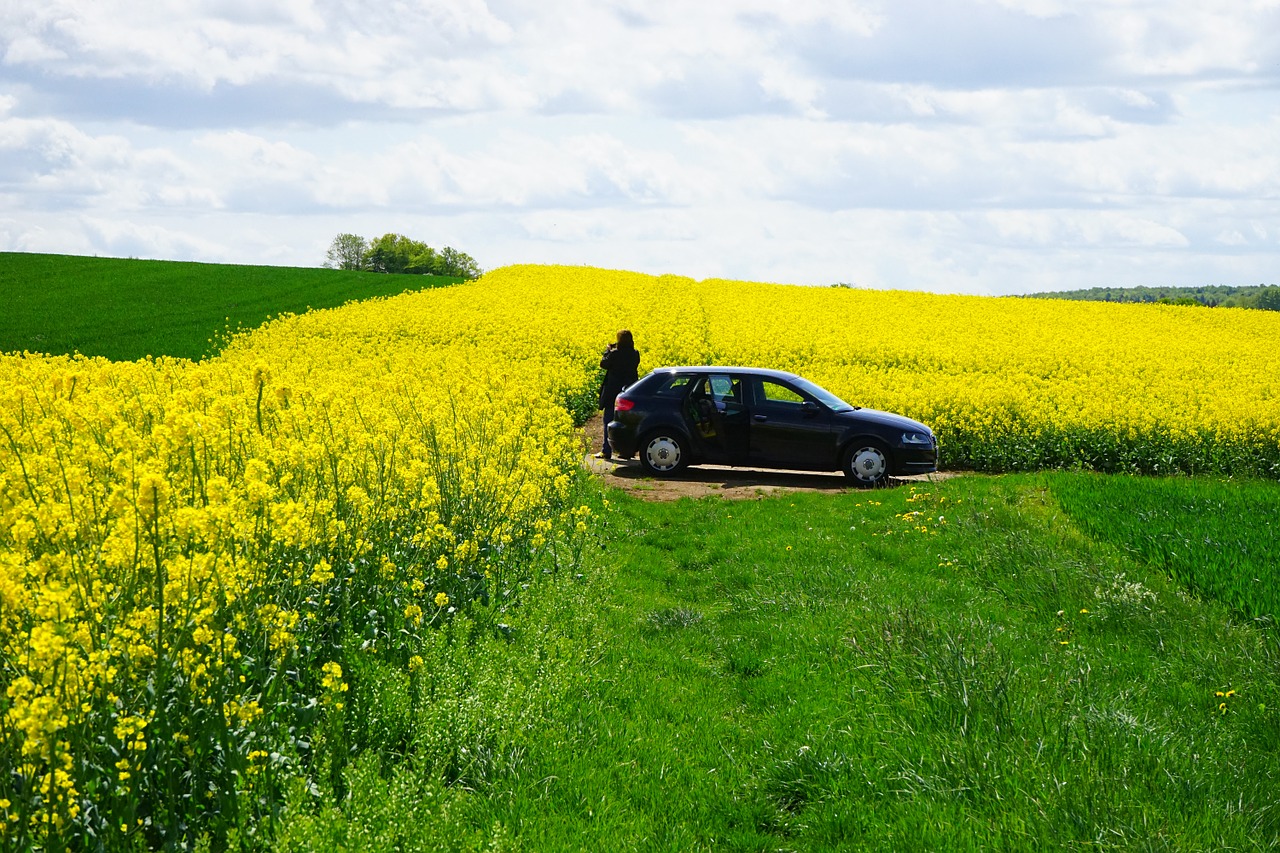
[753,414,768,422]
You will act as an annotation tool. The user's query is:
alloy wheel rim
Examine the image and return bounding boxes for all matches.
[645,436,681,471]
[851,447,886,482]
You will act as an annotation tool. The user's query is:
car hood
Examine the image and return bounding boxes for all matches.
[837,407,933,435]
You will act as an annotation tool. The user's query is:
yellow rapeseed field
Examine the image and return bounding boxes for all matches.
[2,263,1278,845]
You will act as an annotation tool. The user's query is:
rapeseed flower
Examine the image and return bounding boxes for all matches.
[4,263,1279,845]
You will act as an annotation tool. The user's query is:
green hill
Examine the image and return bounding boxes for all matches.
[0,252,463,361]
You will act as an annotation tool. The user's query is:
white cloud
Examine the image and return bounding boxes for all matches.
[81,215,230,259]
[1,0,1279,294]
[4,35,66,64]
[1102,2,1280,77]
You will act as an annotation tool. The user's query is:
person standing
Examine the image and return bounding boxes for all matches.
[596,329,640,460]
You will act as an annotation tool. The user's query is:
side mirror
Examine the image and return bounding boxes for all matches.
[800,401,820,418]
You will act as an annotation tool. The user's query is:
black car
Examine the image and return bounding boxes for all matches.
[607,366,938,487]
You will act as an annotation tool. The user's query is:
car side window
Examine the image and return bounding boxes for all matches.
[655,375,693,397]
[688,374,744,415]
[756,379,806,409]
[707,375,741,404]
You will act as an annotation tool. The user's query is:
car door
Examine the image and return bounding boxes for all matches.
[746,377,835,469]
[685,373,750,463]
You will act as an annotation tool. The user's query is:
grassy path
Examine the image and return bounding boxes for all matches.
[277,474,1280,851]
[498,477,1280,851]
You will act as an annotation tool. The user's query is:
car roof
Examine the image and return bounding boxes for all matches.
[650,366,803,381]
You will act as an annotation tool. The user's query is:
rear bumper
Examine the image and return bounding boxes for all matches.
[606,420,639,458]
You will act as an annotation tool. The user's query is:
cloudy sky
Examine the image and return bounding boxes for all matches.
[2,0,1278,295]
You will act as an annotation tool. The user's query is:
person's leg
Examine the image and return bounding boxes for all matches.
[601,403,615,459]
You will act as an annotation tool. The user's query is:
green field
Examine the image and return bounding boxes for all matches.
[1050,474,1280,624]
[271,474,1280,851]
[0,252,460,360]
[3,254,1279,850]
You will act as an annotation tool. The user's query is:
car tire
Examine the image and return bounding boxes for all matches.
[639,429,688,476]
[842,440,891,488]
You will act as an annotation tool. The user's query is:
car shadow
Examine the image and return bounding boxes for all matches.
[603,458,923,493]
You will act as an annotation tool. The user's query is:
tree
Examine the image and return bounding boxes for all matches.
[324,233,368,271]
[1256,285,1280,312]
[364,233,421,274]
[323,232,483,280]
[405,244,439,275]
[437,246,482,280]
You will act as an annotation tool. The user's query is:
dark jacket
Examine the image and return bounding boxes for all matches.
[599,346,641,408]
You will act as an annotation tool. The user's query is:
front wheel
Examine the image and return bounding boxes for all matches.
[843,441,891,488]
[639,430,688,476]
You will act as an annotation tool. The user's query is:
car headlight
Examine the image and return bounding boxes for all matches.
[901,431,933,446]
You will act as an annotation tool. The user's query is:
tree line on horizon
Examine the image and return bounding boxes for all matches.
[1022,283,1280,311]
[324,233,482,280]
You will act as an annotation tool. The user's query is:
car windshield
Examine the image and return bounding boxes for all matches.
[792,377,857,412]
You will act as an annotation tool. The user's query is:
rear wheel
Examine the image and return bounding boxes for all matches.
[843,440,891,488]
[639,430,688,476]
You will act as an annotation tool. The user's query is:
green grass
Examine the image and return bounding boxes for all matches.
[271,474,1280,851]
[9,252,1278,847]
[0,252,462,360]
[1048,473,1280,625]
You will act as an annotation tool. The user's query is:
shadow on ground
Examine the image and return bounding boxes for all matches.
[585,455,947,501]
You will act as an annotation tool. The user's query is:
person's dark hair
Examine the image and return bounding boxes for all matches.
[616,329,635,351]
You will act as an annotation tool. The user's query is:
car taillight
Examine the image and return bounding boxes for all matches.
[614,396,635,412]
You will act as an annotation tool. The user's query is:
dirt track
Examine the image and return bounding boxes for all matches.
[579,418,950,501]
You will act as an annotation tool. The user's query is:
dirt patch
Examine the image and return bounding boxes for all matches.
[579,416,952,502]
